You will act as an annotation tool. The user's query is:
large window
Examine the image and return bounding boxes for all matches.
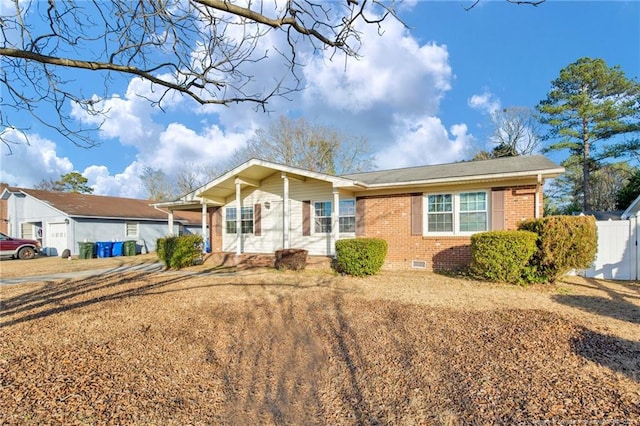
[314,201,332,233]
[427,194,453,232]
[459,192,487,232]
[339,200,356,233]
[426,191,487,234]
[226,207,254,234]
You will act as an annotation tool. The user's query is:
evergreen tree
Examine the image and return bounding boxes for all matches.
[35,172,94,193]
[537,57,640,211]
[616,168,640,210]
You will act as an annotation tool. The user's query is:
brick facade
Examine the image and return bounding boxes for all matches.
[358,184,541,271]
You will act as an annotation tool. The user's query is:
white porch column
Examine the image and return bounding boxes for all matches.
[332,188,340,256]
[235,178,242,255]
[201,202,207,254]
[168,210,174,235]
[535,173,542,219]
[282,172,290,249]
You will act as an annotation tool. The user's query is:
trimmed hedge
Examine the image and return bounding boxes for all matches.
[518,215,597,283]
[470,230,539,285]
[274,249,308,271]
[334,238,387,277]
[156,234,203,269]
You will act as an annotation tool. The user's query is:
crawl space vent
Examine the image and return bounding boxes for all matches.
[412,260,427,269]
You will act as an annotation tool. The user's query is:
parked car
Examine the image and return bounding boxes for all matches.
[0,232,40,259]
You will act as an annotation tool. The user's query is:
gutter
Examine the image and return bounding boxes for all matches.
[359,168,565,190]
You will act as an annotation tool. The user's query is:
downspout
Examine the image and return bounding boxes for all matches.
[535,174,542,219]
[152,204,174,235]
[235,178,242,256]
[332,188,340,256]
[282,173,290,249]
[634,215,639,281]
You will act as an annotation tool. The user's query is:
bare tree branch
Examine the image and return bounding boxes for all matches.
[1,0,400,149]
[1,0,544,151]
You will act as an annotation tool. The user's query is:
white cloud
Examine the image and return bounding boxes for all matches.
[70,75,186,149]
[468,90,501,115]
[82,162,145,198]
[375,116,473,169]
[303,18,452,116]
[52,5,469,197]
[147,122,254,173]
[0,129,73,187]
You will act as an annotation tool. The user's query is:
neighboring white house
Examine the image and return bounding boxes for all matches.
[1,187,201,256]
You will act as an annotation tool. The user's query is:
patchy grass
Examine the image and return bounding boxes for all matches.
[0,253,160,279]
[1,261,639,424]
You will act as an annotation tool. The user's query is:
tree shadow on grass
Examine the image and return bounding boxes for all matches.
[571,328,640,383]
[0,268,346,329]
[0,271,188,328]
[552,278,640,325]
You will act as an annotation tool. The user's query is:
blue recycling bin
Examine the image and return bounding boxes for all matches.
[112,241,124,256]
[96,241,113,258]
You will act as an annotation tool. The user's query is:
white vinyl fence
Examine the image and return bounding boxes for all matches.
[580,217,639,281]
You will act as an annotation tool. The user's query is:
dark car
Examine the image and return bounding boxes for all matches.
[0,232,40,259]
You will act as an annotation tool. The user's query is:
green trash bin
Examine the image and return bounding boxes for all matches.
[124,240,137,256]
[78,242,95,259]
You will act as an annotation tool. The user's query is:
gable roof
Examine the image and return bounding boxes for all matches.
[155,155,564,210]
[341,155,564,187]
[157,158,363,209]
[1,187,200,224]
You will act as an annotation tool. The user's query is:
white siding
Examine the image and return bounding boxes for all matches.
[221,175,356,256]
[289,179,335,255]
[7,193,71,256]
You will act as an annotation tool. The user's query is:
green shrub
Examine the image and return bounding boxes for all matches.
[518,215,597,283]
[334,238,388,277]
[470,230,539,285]
[156,234,203,269]
[274,248,308,271]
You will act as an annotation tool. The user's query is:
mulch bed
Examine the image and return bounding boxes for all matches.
[1,271,638,425]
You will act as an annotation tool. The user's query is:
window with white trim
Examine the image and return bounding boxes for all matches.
[225,207,253,234]
[125,222,139,238]
[20,223,34,239]
[459,192,488,232]
[314,201,332,233]
[425,191,487,234]
[426,194,453,232]
[339,199,356,233]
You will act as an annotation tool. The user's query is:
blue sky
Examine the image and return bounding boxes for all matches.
[1,0,638,198]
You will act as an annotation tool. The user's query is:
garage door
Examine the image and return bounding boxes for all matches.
[46,222,68,256]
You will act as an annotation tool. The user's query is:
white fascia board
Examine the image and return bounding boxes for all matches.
[69,215,168,222]
[361,168,565,189]
[194,158,361,197]
[621,194,640,219]
[151,199,203,209]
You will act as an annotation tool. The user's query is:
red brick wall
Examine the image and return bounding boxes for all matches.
[209,207,223,253]
[358,185,540,271]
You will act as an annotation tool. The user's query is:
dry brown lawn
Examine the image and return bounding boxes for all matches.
[1,255,639,425]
